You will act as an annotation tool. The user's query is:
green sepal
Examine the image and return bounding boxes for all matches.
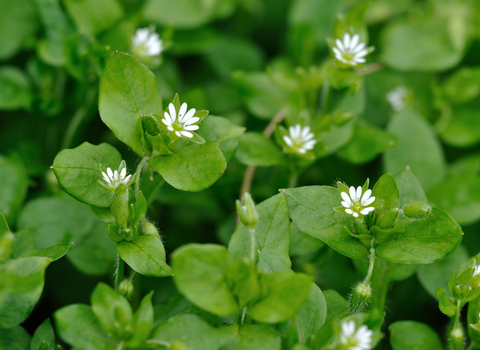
[337,182,350,195]
[131,191,147,226]
[108,224,124,242]
[403,202,432,218]
[375,208,399,229]
[110,192,129,227]
[435,288,456,317]
[354,219,369,236]
[370,220,405,242]
[142,114,162,135]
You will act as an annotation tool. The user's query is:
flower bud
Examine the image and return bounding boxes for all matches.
[403,202,431,218]
[376,208,399,229]
[349,281,372,313]
[449,326,465,350]
[118,279,134,299]
[143,222,160,238]
[236,192,259,230]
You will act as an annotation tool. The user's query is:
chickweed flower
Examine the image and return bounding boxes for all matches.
[100,162,132,191]
[132,27,163,57]
[162,102,199,139]
[341,186,375,218]
[339,320,373,350]
[333,33,368,66]
[283,124,316,154]
[386,86,409,111]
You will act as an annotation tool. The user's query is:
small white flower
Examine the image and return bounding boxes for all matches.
[386,86,409,111]
[283,124,316,154]
[132,28,163,57]
[340,320,373,350]
[101,165,132,190]
[161,102,199,139]
[340,185,375,218]
[333,33,369,66]
[473,265,480,277]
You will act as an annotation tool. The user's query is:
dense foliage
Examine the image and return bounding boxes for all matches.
[1,0,480,349]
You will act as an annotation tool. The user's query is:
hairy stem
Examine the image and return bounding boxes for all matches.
[114,255,125,291]
[134,157,150,200]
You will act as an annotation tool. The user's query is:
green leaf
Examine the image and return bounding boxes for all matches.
[0,155,28,226]
[20,243,71,261]
[284,186,369,259]
[442,67,480,105]
[0,326,31,350]
[249,271,312,323]
[99,53,162,157]
[52,142,123,207]
[18,196,116,275]
[337,120,395,164]
[227,258,261,308]
[372,173,400,211]
[427,174,480,226]
[91,283,132,341]
[0,66,32,110]
[149,141,226,192]
[171,244,239,317]
[381,17,463,71]
[126,291,154,348]
[235,132,286,167]
[229,193,291,273]
[31,319,55,350]
[116,235,172,277]
[0,257,51,328]
[0,212,9,235]
[0,0,38,60]
[196,116,245,162]
[150,314,232,350]
[62,0,124,37]
[440,107,480,148]
[417,244,469,299]
[232,72,288,120]
[389,321,443,350]
[221,323,281,350]
[394,167,427,207]
[384,109,446,191]
[374,207,463,264]
[291,283,327,343]
[55,304,116,350]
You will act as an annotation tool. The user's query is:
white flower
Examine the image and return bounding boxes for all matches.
[333,33,368,66]
[283,124,316,154]
[161,102,199,139]
[386,86,409,111]
[101,165,132,190]
[340,185,375,218]
[340,320,373,350]
[473,265,480,277]
[132,28,163,57]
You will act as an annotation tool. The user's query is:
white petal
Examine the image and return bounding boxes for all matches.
[363,196,375,206]
[332,47,342,58]
[343,33,351,50]
[120,167,126,179]
[184,116,199,125]
[167,126,174,131]
[360,208,370,215]
[180,131,193,138]
[349,186,356,201]
[136,28,149,42]
[113,170,119,180]
[178,102,188,120]
[361,189,372,203]
[352,42,366,53]
[341,201,351,208]
[102,172,110,183]
[283,135,293,147]
[163,111,173,125]
[335,38,344,52]
[182,108,196,123]
[353,212,359,218]
[341,192,352,204]
[350,34,360,50]
[175,131,181,137]
[303,140,316,150]
[124,174,132,183]
[354,49,368,58]
[356,186,362,201]
[297,147,307,154]
[168,103,177,122]
[107,168,114,179]
[345,209,354,215]
[342,321,356,337]
[301,125,311,137]
[184,124,199,131]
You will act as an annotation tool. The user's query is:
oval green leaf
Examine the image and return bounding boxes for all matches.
[389,321,443,350]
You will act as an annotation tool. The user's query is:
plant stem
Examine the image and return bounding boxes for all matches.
[364,241,376,284]
[134,157,150,200]
[114,255,125,291]
[249,228,257,262]
[319,79,330,114]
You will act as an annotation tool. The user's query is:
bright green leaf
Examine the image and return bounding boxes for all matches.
[394,167,427,207]
[389,321,443,350]
[440,107,480,148]
[221,323,281,350]
[235,132,286,167]
[127,291,154,348]
[292,283,327,343]
[31,319,55,350]
[20,243,71,261]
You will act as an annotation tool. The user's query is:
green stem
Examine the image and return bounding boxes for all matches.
[369,258,389,312]
[134,157,150,200]
[364,241,376,284]
[114,255,125,291]
[319,79,331,114]
[288,173,299,188]
[248,228,257,262]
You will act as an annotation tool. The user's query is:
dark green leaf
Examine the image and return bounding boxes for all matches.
[127,291,154,348]
[220,323,281,350]
[20,243,71,261]
[0,66,32,110]
[99,53,163,156]
[116,235,171,277]
[389,321,443,350]
[384,109,446,191]
[442,67,480,105]
[292,283,327,343]
[285,187,369,259]
[0,326,31,350]
[229,193,291,273]
[171,244,239,317]
[55,304,117,350]
[440,107,480,148]
[0,155,28,226]
[149,141,226,192]
[52,142,123,207]
[372,173,400,211]
[235,132,286,167]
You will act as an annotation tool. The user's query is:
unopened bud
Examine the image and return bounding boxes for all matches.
[143,222,160,238]
[236,192,259,229]
[403,202,431,218]
[376,208,399,229]
[118,279,134,299]
[349,281,372,313]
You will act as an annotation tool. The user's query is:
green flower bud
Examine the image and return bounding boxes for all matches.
[449,326,465,350]
[143,222,160,238]
[349,281,372,313]
[376,208,399,229]
[403,202,431,218]
[0,231,14,263]
[236,192,259,230]
[118,279,134,299]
